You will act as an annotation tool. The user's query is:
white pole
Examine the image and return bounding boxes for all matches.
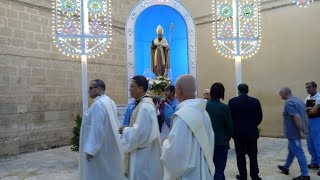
[235,56,242,92]
[81,55,88,114]
[82,0,89,114]
[233,0,242,94]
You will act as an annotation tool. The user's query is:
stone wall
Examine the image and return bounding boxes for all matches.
[190,0,320,137]
[0,0,139,156]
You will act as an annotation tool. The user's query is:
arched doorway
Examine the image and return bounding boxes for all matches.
[126,0,196,100]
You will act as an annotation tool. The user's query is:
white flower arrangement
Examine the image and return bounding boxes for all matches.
[148,76,171,96]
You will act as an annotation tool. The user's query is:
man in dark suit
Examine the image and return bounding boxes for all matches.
[228,83,263,180]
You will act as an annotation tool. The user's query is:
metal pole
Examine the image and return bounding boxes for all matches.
[82,0,89,115]
[233,0,242,94]
[81,55,88,114]
[235,56,242,92]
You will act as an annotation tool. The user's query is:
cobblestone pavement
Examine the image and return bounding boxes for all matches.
[0,137,319,180]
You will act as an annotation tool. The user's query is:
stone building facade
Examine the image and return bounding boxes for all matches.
[0,0,139,156]
[0,0,320,156]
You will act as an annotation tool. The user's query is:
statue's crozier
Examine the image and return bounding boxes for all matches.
[151,25,170,76]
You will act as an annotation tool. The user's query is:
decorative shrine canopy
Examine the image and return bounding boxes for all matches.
[212,0,261,59]
[52,0,112,58]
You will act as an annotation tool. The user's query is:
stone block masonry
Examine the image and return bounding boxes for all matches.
[0,0,139,156]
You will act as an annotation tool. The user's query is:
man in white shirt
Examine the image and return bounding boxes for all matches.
[305,81,320,171]
[161,74,215,180]
[79,79,124,180]
[119,75,163,180]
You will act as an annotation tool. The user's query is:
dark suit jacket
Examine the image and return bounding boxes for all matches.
[228,94,263,142]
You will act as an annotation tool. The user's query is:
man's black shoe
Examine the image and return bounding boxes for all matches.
[236,175,247,180]
[252,177,262,180]
[292,175,310,180]
[277,165,289,175]
[307,164,319,169]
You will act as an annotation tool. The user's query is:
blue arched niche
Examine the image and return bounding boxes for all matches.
[134,5,188,84]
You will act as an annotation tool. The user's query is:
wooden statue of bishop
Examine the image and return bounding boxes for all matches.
[151,25,170,76]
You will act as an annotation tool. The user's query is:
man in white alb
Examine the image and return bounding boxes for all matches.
[161,74,215,180]
[119,75,163,180]
[79,79,124,180]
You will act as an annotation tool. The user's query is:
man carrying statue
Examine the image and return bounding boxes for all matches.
[151,24,170,76]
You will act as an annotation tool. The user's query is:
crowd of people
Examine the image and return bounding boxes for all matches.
[78,75,320,180]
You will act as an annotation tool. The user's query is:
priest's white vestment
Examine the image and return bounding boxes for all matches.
[79,94,124,180]
[122,97,163,180]
[161,99,215,180]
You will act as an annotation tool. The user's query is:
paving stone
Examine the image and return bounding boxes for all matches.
[0,138,319,179]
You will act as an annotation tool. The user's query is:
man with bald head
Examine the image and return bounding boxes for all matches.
[278,87,310,180]
[203,89,210,100]
[161,75,215,180]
